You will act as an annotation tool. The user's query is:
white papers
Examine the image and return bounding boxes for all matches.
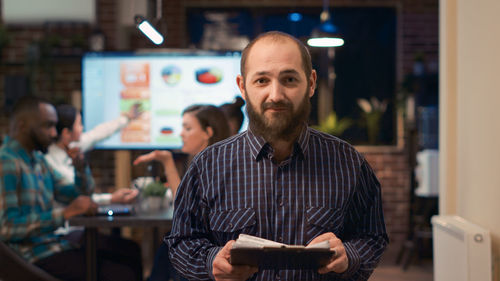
[232,234,330,249]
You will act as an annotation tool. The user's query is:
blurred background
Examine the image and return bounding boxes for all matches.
[0,0,498,280]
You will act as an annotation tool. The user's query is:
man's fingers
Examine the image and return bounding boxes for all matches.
[318,244,348,274]
[318,257,347,274]
[213,240,258,281]
[214,265,257,280]
[309,232,336,245]
[125,189,139,201]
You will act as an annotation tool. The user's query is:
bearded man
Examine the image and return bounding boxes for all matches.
[0,96,142,281]
[166,31,388,281]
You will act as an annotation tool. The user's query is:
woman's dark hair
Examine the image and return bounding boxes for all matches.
[182,104,230,146]
[220,96,245,132]
[55,104,78,140]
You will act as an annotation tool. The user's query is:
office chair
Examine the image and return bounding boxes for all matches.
[0,241,61,281]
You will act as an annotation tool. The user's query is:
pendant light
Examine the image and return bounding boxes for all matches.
[307,0,344,47]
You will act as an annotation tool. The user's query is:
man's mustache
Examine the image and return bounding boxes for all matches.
[261,101,293,111]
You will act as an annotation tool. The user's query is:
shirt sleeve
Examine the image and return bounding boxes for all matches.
[92,193,112,205]
[336,159,389,280]
[0,158,65,242]
[165,161,218,280]
[50,161,95,204]
[75,115,128,153]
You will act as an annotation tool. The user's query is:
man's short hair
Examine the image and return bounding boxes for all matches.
[10,96,48,120]
[240,31,312,81]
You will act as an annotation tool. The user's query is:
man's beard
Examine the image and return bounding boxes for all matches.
[30,130,51,154]
[245,89,311,142]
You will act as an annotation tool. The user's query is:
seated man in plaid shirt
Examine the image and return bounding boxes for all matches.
[0,96,141,281]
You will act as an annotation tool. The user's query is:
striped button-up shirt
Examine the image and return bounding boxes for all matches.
[0,136,93,263]
[166,126,388,281]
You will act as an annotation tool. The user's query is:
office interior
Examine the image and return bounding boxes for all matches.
[0,0,498,280]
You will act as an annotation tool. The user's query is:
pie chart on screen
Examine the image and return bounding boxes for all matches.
[195,68,223,84]
[161,65,182,86]
[160,127,174,135]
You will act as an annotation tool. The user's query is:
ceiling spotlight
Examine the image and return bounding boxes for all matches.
[135,15,164,45]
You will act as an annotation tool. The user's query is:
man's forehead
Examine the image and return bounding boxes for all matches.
[39,103,55,113]
[246,38,303,74]
[38,103,57,121]
[251,36,299,55]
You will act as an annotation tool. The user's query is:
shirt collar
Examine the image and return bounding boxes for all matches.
[2,135,43,165]
[244,123,311,161]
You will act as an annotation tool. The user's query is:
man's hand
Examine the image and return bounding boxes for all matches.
[213,240,258,281]
[308,232,349,274]
[133,150,173,166]
[111,188,139,204]
[63,195,97,219]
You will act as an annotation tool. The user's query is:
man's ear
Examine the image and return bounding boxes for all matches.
[236,75,247,101]
[205,126,214,139]
[17,118,28,131]
[308,70,317,98]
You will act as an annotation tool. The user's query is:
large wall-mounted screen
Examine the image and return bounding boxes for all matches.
[82,51,244,149]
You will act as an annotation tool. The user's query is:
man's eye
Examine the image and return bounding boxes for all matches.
[284,77,298,83]
[255,78,268,84]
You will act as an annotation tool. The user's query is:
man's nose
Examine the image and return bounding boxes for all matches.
[268,80,286,102]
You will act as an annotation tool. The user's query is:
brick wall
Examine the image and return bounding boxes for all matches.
[0,0,436,250]
[362,148,411,246]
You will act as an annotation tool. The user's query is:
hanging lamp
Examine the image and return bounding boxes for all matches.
[307,0,344,47]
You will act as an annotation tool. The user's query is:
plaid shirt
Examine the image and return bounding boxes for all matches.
[166,126,388,281]
[0,136,93,263]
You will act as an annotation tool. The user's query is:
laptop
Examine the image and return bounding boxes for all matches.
[96,204,135,216]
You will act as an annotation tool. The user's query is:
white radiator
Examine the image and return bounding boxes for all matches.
[432,215,492,281]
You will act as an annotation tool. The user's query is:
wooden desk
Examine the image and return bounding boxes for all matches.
[69,208,173,281]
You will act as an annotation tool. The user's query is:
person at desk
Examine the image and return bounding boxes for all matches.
[133,104,231,197]
[43,103,143,280]
[165,31,388,281]
[0,96,141,281]
[134,104,230,281]
[45,104,139,209]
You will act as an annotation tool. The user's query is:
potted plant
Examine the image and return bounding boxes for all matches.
[312,111,353,137]
[357,97,388,145]
[142,181,166,211]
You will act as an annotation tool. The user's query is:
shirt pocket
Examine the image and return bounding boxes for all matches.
[306,206,344,242]
[208,208,257,242]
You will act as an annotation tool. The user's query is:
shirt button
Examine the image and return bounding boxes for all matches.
[278,199,284,207]
[229,223,233,228]
[278,236,283,242]
[275,273,280,280]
